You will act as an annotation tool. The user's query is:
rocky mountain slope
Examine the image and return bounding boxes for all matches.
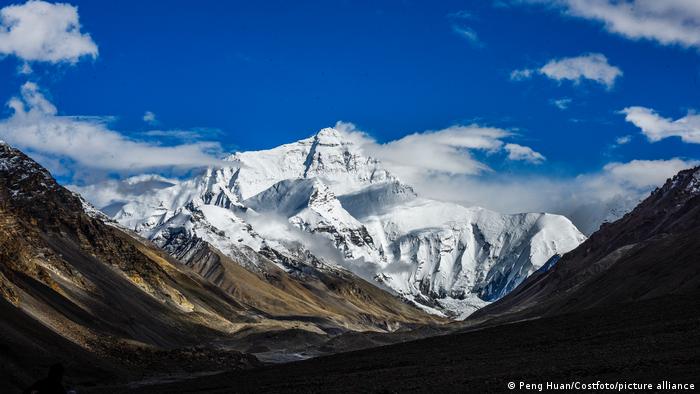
[0,142,437,392]
[471,165,700,322]
[104,127,585,318]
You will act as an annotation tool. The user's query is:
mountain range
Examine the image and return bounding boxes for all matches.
[2,134,699,392]
[90,127,585,318]
[127,156,700,394]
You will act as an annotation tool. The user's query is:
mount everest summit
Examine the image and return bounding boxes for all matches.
[90,127,585,318]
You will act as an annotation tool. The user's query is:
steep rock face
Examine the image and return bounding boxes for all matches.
[108,128,585,318]
[472,166,700,322]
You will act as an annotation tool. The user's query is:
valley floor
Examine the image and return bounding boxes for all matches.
[91,291,700,393]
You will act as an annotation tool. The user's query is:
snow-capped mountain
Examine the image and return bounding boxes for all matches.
[106,127,585,318]
[227,127,395,199]
[348,194,584,318]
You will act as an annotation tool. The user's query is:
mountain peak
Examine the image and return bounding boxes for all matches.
[631,165,700,223]
[0,142,62,200]
[219,127,396,199]
[666,165,700,197]
[314,127,344,143]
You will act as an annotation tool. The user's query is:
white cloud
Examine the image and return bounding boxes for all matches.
[452,25,483,47]
[0,82,223,175]
[0,0,98,63]
[511,53,622,88]
[336,122,545,186]
[504,143,546,163]
[621,106,700,144]
[601,158,695,188]
[539,53,621,88]
[365,124,508,175]
[551,97,572,110]
[143,111,157,124]
[547,0,700,50]
[615,135,632,145]
[510,68,534,81]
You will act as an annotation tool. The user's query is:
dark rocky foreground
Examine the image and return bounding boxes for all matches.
[87,290,700,393]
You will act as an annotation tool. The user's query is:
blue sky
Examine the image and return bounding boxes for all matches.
[1,0,699,232]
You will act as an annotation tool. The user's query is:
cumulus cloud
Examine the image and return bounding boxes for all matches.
[621,106,700,144]
[0,0,98,63]
[514,53,622,88]
[504,143,546,163]
[0,82,223,176]
[541,53,621,87]
[366,125,506,175]
[543,0,700,50]
[335,122,546,189]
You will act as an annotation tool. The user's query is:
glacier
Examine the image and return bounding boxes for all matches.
[105,127,585,319]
